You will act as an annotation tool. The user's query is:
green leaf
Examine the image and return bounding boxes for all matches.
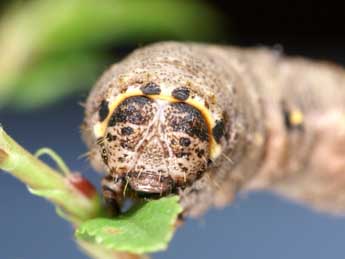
[76,196,182,254]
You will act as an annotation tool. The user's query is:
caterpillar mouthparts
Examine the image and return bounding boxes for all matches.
[83,42,345,217]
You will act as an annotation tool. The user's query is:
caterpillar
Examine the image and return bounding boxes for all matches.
[82,42,345,217]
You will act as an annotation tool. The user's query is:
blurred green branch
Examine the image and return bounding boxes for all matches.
[0,0,224,109]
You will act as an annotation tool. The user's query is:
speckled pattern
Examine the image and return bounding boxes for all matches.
[100,95,210,199]
[83,42,345,217]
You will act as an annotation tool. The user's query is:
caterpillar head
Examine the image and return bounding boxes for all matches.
[93,83,224,196]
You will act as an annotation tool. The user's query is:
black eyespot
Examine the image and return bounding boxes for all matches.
[99,100,109,122]
[140,82,161,95]
[172,87,190,100]
[212,120,225,143]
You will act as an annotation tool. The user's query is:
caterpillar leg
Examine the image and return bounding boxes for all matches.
[101,175,126,215]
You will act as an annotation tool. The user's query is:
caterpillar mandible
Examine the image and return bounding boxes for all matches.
[82,42,345,217]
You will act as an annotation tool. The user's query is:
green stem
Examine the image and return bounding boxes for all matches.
[0,127,102,221]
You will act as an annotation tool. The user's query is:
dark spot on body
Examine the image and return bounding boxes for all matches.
[168,102,209,142]
[127,95,151,105]
[121,126,134,135]
[120,142,129,149]
[283,109,292,129]
[108,113,126,126]
[282,106,304,131]
[172,87,190,100]
[108,96,153,126]
[176,152,191,158]
[196,148,205,158]
[101,148,108,165]
[128,114,144,124]
[140,82,161,95]
[99,100,109,122]
[179,137,191,147]
[196,171,203,178]
[212,120,225,143]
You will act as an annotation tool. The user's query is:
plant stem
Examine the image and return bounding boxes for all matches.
[0,126,102,221]
[0,126,147,259]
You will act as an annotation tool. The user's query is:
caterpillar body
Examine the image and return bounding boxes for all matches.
[82,42,345,217]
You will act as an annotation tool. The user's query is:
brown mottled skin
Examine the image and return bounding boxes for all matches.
[82,42,345,217]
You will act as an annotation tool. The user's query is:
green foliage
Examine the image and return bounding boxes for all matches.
[76,196,182,254]
[0,0,224,109]
[10,52,107,109]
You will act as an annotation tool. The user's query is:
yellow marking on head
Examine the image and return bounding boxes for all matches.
[93,88,222,160]
[93,89,142,138]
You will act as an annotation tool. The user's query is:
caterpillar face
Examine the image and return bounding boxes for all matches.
[92,83,224,196]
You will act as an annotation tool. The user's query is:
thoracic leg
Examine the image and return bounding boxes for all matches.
[101,175,126,215]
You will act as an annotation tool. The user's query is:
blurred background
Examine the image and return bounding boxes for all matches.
[1,1,345,258]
